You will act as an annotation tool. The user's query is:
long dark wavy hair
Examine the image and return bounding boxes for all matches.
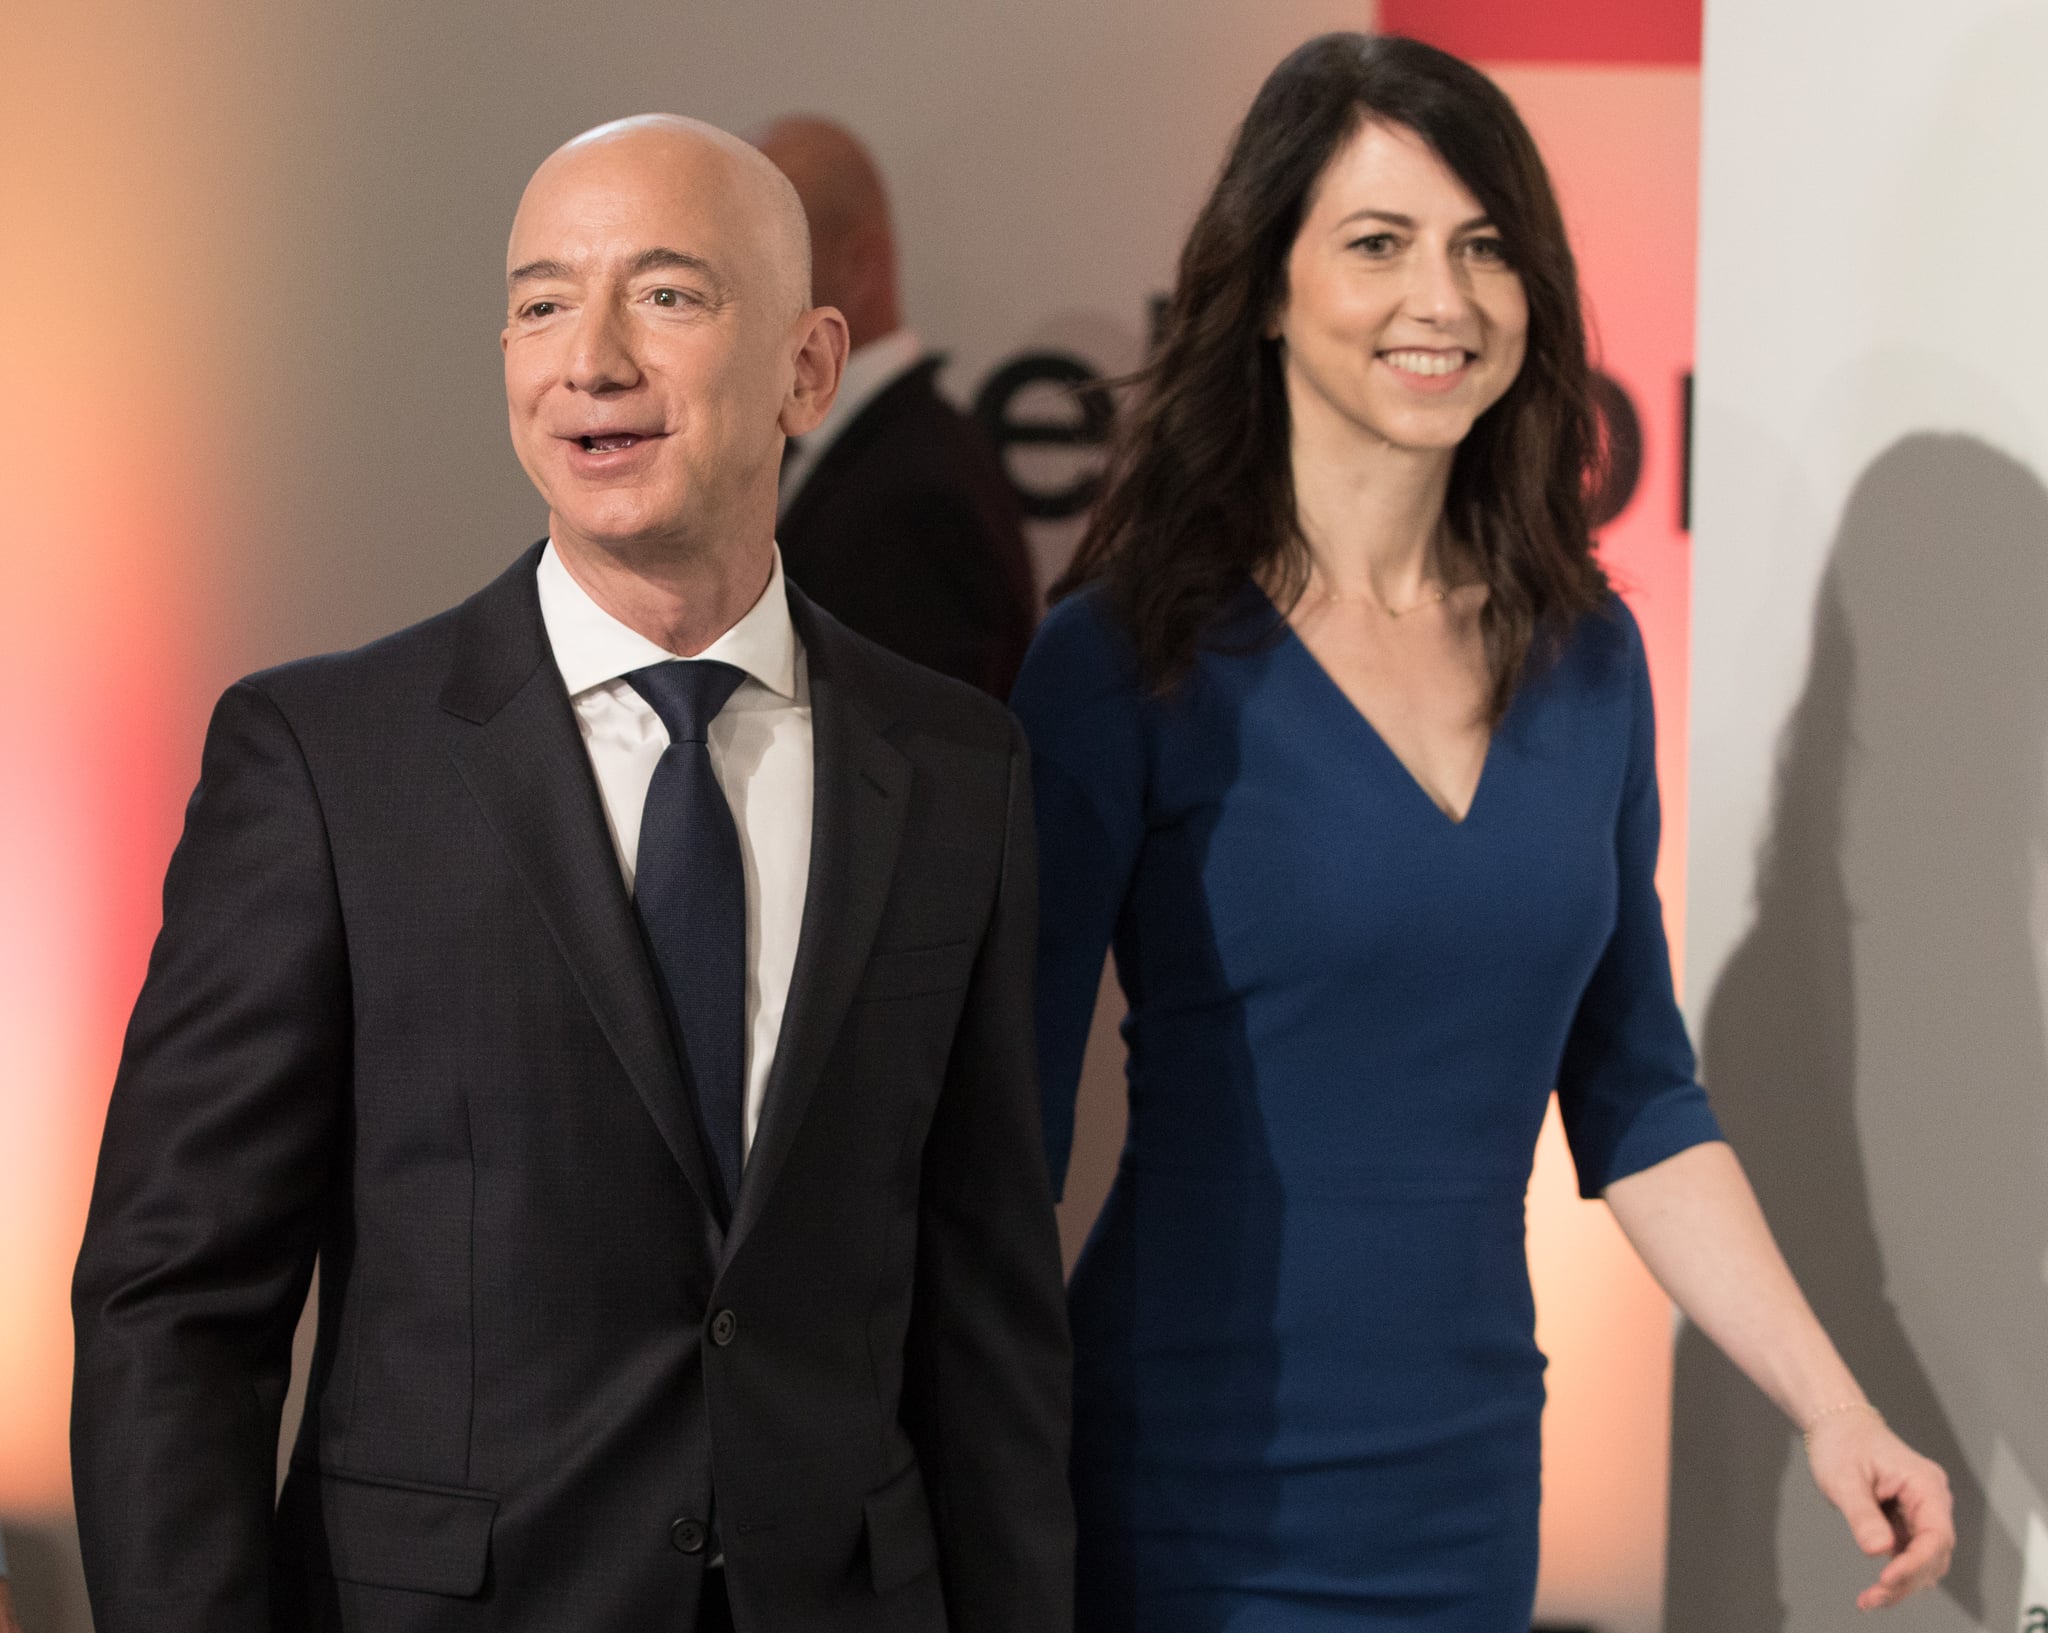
[1055,32,1609,720]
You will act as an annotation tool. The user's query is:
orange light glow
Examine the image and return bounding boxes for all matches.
[0,6,247,1511]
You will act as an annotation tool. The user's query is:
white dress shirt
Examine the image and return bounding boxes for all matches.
[536,542,813,1158]
[777,326,925,512]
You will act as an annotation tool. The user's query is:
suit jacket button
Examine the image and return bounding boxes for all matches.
[670,1517,708,1554]
[710,1309,738,1346]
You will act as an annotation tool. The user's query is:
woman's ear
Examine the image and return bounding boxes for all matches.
[1264,275,1290,342]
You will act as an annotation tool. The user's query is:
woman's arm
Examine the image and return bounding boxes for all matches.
[1604,1139,1954,1610]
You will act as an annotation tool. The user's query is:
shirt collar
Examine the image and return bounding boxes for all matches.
[536,540,800,701]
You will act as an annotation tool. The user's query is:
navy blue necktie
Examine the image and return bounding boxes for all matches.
[627,659,750,1221]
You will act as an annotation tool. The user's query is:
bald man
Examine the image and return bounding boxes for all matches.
[72,116,1072,1633]
[754,118,1035,699]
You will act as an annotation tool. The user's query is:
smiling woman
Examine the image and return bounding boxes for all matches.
[1056,37,1606,729]
[1015,30,1953,1631]
[1270,120,1528,452]
[1265,115,1539,815]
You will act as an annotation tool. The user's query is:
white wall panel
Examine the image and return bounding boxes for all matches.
[1681,5,2048,1628]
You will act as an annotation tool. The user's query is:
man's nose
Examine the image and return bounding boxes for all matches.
[565,297,641,394]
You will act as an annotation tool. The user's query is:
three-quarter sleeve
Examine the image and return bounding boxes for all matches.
[1556,608,1724,1195]
[1008,594,1148,1199]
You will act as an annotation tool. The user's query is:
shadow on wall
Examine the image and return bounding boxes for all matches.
[1666,433,2048,1629]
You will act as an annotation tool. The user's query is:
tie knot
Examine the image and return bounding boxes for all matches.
[627,660,749,744]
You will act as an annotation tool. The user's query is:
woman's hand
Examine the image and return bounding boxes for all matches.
[1803,1407,1954,1610]
[1606,1143,1956,1610]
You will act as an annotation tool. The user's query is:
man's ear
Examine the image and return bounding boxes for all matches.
[782,306,849,437]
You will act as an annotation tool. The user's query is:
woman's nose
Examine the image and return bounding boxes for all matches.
[1403,243,1472,325]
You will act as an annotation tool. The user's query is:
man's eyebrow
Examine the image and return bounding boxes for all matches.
[630,246,719,281]
[507,249,724,289]
[508,257,572,288]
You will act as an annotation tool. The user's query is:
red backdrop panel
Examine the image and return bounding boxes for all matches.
[1377,0,1701,65]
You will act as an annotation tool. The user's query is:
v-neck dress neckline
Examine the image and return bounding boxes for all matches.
[1263,592,1508,829]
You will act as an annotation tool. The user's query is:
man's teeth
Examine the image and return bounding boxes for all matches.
[582,434,640,452]
[1382,350,1468,377]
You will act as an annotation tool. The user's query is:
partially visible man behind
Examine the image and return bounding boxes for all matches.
[754,117,1037,699]
[72,113,1070,1633]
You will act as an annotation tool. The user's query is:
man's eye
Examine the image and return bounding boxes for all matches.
[522,300,557,319]
[650,287,685,308]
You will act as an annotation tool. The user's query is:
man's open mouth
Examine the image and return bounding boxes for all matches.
[577,433,652,452]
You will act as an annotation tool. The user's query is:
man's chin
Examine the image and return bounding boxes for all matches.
[548,495,662,545]
[548,515,705,566]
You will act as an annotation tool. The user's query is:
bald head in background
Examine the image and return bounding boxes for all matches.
[503,113,845,652]
[744,114,1036,698]
[752,116,901,350]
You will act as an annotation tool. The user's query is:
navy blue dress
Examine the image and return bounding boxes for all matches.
[1011,586,1721,1631]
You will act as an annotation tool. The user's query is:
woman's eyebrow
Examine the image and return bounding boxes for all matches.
[1332,208,1496,233]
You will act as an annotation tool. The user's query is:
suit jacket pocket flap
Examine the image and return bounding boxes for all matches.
[859,940,971,1003]
[278,1464,497,1597]
[862,1461,939,1594]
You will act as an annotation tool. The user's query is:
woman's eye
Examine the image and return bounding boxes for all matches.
[1464,237,1509,264]
[1352,232,1399,256]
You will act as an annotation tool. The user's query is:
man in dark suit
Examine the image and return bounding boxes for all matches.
[754,118,1037,699]
[71,114,1071,1633]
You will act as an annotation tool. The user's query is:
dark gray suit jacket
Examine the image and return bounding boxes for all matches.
[71,544,1073,1633]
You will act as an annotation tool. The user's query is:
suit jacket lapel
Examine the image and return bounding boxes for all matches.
[439,545,725,1228]
[728,592,909,1254]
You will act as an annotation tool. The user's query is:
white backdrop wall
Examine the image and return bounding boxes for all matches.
[1679,3,2048,1629]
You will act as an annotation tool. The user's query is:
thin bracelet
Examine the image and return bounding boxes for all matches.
[1802,1401,1883,1447]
